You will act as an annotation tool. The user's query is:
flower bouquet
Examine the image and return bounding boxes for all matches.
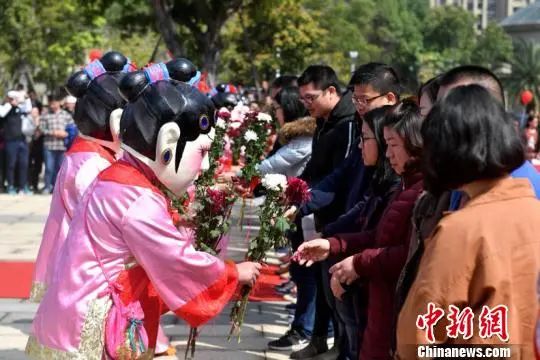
[184,109,238,359]
[231,111,274,228]
[228,174,310,341]
[237,111,273,188]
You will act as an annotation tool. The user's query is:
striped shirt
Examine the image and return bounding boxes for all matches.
[40,110,74,151]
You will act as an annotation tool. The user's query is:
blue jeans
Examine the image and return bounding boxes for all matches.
[5,139,29,190]
[44,149,65,191]
[290,261,317,337]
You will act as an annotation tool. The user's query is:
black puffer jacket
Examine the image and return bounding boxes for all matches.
[0,106,24,141]
[300,90,358,228]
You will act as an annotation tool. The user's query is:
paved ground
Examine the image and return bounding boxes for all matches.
[0,194,294,360]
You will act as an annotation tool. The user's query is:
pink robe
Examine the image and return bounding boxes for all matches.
[30,137,116,302]
[26,155,238,359]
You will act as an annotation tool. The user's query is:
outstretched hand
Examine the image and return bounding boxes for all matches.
[292,238,330,267]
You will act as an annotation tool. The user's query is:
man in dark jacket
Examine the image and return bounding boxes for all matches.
[0,91,31,194]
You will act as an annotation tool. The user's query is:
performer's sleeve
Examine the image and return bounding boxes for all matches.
[121,191,239,327]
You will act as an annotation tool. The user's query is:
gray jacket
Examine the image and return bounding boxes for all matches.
[258,117,317,177]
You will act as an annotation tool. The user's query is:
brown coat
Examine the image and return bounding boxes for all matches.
[396,177,540,359]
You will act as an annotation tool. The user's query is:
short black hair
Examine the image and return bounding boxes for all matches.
[383,99,423,174]
[48,91,64,103]
[422,85,524,194]
[526,114,538,127]
[298,65,341,92]
[418,75,441,105]
[272,75,298,89]
[362,105,398,193]
[275,86,308,123]
[349,62,402,99]
[439,65,505,106]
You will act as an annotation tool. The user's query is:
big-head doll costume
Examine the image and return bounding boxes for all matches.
[29,51,134,303]
[26,65,240,360]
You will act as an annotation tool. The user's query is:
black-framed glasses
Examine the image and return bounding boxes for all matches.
[300,89,327,105]
[352,93,387,106]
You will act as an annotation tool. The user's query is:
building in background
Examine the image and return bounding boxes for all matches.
[429,0,535,30]
[501,0,540,43]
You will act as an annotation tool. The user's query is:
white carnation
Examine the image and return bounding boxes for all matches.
[229,121,242,129]
[257,112,272,123]
[244,130,259,142]
[215,118,227,129]
[262,174,288,192]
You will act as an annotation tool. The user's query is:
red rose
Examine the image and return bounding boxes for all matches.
[285,178,310,205]
[207,188,228,215]
[218,111,231,120]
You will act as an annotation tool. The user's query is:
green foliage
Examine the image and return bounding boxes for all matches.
[505,40,540,108]
[369,0,423,87]
[221,0,324,83]
[472,22,514,69]
[0,0,104,90]
[0,0,517,94]
[303,0,380,80]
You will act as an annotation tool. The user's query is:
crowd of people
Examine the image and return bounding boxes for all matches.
[10,50,540,360]
[0,90,77,194]
[215,63,540,359]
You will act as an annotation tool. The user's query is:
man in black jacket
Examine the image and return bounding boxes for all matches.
[0,91,31,194]
[298,65,358,227]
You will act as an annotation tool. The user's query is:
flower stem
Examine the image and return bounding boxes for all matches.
[184,327,198,360]
[228,285,251,342]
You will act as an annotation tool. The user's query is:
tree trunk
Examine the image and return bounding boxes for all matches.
[150,0,183,57]
[202,45,219,87]
[239,11,261,100]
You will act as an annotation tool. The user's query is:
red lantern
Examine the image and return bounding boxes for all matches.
[520,90,534,106]
[88,49,103,62]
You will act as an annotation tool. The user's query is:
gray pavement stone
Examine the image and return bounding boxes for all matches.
[0,350,28,360]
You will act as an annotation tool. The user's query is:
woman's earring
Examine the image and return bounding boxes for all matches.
[161,149,172,165]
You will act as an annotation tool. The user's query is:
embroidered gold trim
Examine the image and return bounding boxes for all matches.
[25,296,112,359]
[29,282,47,303]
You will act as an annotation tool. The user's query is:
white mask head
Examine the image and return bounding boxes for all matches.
[119,73,216,196]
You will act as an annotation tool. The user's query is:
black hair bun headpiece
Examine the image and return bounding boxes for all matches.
[65,51,132,99]
[119,58,199,102]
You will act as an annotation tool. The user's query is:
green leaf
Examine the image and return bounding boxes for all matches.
[210,229,222,239]
[274,217,290,233]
